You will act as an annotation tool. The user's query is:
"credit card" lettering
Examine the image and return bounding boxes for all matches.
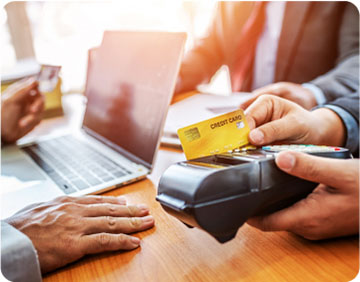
[210,115,242,129]
[229,115,242,123]
[210,119,228,129]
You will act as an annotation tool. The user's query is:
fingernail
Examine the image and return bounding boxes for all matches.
[249,129,264,144]
[137,204,149,212]
[131,237,140,245]
[277,152,295,171]
[142,215,154,224]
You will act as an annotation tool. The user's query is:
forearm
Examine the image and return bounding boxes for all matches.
[176,60,212,94]
[176,34,225,94]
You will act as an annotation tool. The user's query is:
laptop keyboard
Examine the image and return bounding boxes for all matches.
[23,136,131,194]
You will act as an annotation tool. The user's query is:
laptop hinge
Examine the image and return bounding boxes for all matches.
[82,126,151,170]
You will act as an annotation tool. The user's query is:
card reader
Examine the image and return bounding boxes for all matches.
[156,145,351,243]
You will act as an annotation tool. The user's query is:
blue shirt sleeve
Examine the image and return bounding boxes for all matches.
[320,104,359,154]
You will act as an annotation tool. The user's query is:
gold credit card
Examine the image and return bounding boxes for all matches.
[178,109,250,160]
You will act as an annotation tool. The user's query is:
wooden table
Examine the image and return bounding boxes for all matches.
[28,94,358,282]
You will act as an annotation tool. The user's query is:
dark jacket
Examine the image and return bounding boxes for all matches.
[178,1,359,102]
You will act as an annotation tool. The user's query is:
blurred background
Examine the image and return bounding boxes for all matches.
[1,0,217,94]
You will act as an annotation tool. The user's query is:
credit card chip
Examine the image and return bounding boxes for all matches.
[184,127,201,142]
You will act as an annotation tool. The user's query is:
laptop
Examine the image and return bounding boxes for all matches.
[1,31,186,218]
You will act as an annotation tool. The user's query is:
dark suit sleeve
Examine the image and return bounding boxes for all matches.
[321,93,359,156]
[310,3,359,101]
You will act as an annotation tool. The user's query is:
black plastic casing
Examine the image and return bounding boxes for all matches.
[156,148,351,243]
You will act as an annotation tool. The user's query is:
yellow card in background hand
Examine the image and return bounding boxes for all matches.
[178,109,250,160]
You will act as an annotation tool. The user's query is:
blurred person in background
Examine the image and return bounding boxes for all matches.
[175,1,359,110]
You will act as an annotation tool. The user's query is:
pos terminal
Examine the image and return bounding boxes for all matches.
[156,145,351,243]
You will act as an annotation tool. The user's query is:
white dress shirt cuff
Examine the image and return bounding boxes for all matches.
[302,83,327,105]
[1,221,42,282]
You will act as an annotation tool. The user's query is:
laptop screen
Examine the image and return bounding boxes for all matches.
[82,31,186,167]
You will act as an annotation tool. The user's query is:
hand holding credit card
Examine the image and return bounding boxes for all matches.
[177,109,250,160]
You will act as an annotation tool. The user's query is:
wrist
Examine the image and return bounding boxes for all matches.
[302,83,326,106]
[311,108,346,147]
[300,86,318,110]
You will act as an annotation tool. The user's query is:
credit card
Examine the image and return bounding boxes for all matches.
[178,109,250,160]
[37,65,61,93]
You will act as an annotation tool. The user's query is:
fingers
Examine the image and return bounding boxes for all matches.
[252,83,283,96]
[18,113,42,134]
[83,215,155,235]
[62,195,127,205]
[82,204,150,217]
[275,151,359,189]
[240,95,259,110]
[245,95,285,129]
[18,94,44,131]
[248,118,300,146]
[247,197,315,232]
[29,95,45,113]
[81,233,141,254]
[241,83,285,110]
[4,77,39,102]
[244,95,274,130]
[245,95,309,145]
